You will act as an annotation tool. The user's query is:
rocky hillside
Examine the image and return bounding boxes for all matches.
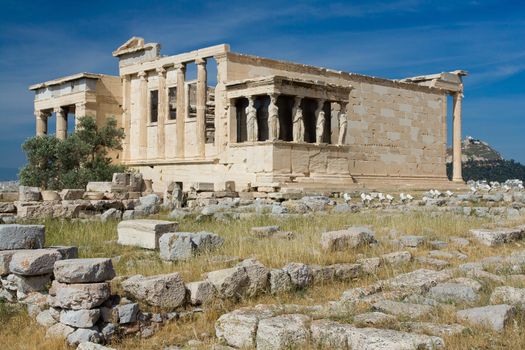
[446,136,525,182]
[446,136,503,162]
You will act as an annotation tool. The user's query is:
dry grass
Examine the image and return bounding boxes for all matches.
[2,210,525,349]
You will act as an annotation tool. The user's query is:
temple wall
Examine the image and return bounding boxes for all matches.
[225,53,447,180]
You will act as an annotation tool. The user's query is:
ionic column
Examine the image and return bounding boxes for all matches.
[315,99,326,144]
[175,63,186,158]
[122,75,131,161]
[35,110,48,136]
[138,71,148,159]
[268,93,279,141]
[156,67,167,159]
[74,102,86,131]
[55,107,67,140]
[196,58,207,158]
[452,91,463,182]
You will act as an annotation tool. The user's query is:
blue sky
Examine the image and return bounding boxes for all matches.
[1,0,524,179]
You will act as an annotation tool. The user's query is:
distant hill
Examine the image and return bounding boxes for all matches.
[0,168,18,181]
[446,136,525,182]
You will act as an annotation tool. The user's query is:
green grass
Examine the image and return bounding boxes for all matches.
[2,210,524,349]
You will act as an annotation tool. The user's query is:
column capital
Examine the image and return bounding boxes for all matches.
[174,63,186,72]
[123,74,131,82]
[138,71,148,81]
[195,57,207,65]
[213,53,228,61]
[156,66,167,77]
[54,106,65,115]
[75,101,87,108]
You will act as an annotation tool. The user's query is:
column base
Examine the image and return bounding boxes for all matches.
[452,177,464,183]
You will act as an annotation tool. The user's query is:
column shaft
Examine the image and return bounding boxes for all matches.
[157,68,167,159]
[175,64,186,158]
[452,92,463,182]
[35,111,48,136]
[122,75,131,161]
[55,107,67,140]
[138,71,148,160]
[196,58,207,158]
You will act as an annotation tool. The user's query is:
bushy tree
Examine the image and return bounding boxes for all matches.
[19,116,126,190]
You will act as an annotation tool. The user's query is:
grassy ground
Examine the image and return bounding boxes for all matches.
[2,210,525,349]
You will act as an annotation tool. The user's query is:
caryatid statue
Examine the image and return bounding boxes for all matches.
[338,102,348,145]
[268,94,279,141]
[245,96,257,142]
[315,99,326,144]
[292,96,304,142]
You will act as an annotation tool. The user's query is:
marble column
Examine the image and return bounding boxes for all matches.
[74,102,86,131]
[268,93,279,141]
[138,71,148,159]
[196,58,207,158]
[35,110,48,136]
[55,107,67,140]
[175,63,186,158]
[122,75,131,161]
[452,91,463,182]
[441,94,448,171]
[156,67,167,159]
[315,99,326,144]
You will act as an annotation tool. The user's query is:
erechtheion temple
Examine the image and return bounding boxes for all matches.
[29,37,467,191]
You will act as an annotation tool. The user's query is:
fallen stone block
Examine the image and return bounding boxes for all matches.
[116,303,139,324]
[470,227,523,246]
[60,309,101,328]
[100,208,122,222]
[237,258,270,297]
[269,269,293,294]
[49,246,79,259]
[59,189,85,200]
[384,269,453,293]
[19,186,41,201]
[206,266,249,299]
[373,300,433,319]
[0,202,16,213]
[345,325,444,349]
[400,235,427,247]
[67,327,103,346]
[117,219,178,249]
[45,322,75,339]
[283,262,313,289]
[186,280,216,305]
[321,227,376,251]
[382,250,412,265]
[4,273,51,293]
[159,231,223,261]
[36,309,57,327]
[489,286,525,307]
[122,273,186,308]
[215,307,274,348]
[86,182,112,193]
[54,282,110,309]
[256,314,311,350]
[9,249,62,276]
[456,304,515,332]
[428,282,479,304]
[54,258,115,284]
[0,224,45,250]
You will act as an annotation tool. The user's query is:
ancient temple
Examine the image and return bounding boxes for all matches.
[29,37,467,191]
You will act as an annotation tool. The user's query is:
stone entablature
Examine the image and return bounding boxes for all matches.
[29,36,467,192]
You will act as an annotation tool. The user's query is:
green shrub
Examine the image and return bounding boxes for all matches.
[19,116,126,190]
